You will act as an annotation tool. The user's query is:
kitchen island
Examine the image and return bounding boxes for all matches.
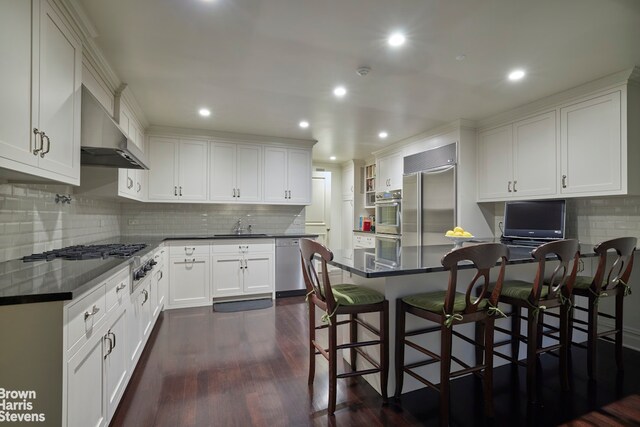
[321,240,598,397]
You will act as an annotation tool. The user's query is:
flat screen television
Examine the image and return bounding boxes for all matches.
[503,200,566,240]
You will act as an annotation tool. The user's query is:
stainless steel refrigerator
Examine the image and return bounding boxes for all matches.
[401,142,457,247]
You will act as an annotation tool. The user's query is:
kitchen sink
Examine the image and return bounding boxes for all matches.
[214,233,268,237]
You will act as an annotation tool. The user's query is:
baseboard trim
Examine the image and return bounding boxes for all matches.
[599,318,640,351]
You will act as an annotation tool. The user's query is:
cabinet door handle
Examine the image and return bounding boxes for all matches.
[513,180,517,192]
[507,181,512,193]
[32,128,43,155]
[141,289,149,304]
[109,331,116,350]
[174,186,178,196]
[288,190,292,199]
[237,188,240,198]
[104,334,113,359]
[233,188,237,198]
[116,283,127,293]
[159,271,163,280]
[40,133,51,157]
[84,305,100,320]
[127,177,134,189]
[179,186,182,196]
[562,175,567,188]
[284,189,287,199]
[137,182,142,193]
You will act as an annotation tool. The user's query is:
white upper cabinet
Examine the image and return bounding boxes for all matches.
[477,125,513,200]
[0,0,81,185]
[560,91,622,195]
[209,142,262,203]
[477,111,557,201]
[263,147,311,204]
[342,162,355,200]
[147,137,208,201]
[376,151,403,192]
[147,137,179,200]
[178,139,208,201]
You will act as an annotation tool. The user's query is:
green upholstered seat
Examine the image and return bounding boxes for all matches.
[402,290,486,314]
[496,279,549,300]
[573,276,594,289]
[326,284,385,306]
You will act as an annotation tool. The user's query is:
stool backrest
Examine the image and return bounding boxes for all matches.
[529,239,580,303]
[440,243,509,314]
[592,237,637,292]
[299,238,338,309]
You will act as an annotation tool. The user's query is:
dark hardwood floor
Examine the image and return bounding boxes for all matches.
[110,297,640,427]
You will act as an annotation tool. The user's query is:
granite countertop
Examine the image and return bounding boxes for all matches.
[328,239,599,278]
[0,234,317,306]
[0,237,164,306]
[162,233,318,240]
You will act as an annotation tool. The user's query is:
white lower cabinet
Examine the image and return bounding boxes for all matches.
[168,255,210,308]
[211,241,275,299]
[66,328,106,427]
[104,309,128,421]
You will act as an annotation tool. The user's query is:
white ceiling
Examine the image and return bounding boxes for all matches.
[77,0,640,161]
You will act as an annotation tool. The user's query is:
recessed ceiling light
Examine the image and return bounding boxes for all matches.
[329,156,336,161]
[508,69,526,81]
[198,108,211,117]
[387,32,406,47]
[299,120,309,129]
[378,131,388,139]
[456,54,466,61]
[333,86,347,97]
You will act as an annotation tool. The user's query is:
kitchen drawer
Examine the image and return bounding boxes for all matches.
[169,243,210,257]
[212,240,274,254]
[153,247,167,267]
[105,268,130,314]
[67,285,106,352]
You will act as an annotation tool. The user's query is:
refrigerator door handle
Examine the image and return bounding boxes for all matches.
[423,165,456,175]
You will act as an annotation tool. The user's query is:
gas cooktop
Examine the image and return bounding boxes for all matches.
[21,243,148,262]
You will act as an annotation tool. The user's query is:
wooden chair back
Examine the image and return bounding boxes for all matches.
[299,238,337,309]
[592,237,637,292]
[440,243,509,314]
[529,239,580,303]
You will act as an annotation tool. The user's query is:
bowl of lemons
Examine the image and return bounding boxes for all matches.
[445,226,474,248]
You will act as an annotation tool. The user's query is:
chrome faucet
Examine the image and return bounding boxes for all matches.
[233,218,243,234]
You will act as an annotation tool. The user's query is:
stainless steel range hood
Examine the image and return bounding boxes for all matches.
[80,86,149,170]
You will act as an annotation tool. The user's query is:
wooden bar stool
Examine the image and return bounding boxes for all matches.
[568,237,636,379]
[482,239,579,402]
[299,238,389,416]
[395,243,509,427]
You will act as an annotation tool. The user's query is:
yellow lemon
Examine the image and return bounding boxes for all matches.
[462,231,473,237]
[453,226,464,233]
[445,230,455,236]
[453,231,464,236]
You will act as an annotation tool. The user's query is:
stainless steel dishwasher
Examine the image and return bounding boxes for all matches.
[275,237,306,298]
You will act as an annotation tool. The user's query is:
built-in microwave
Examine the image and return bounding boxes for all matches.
[375,234,401,267]
[375,190,401,235]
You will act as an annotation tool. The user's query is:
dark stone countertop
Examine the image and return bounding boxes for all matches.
[327,239,599,279]
[0,234,317,306]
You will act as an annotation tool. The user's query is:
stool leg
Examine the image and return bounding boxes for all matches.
[560,304,570,391]
[526,307,539,402]
[440,324,453,427]
[568,295,575,347]
[537,311,545,360]
[350,314,357,370]
[380,300,389,401]
[328,320,338,415]
[475,315,485,366]
[587,294,598,380]
[394,300,406,398]
[511,305,521,363]
[615,293,624,372]
[308,302,316,385]
[483,317,495,418]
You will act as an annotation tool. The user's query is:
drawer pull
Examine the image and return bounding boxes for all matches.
[104,333,113,359]
[116,283,127,293]
[84,305,100,321]
[109,331,116,350]
[141,290,149,305]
